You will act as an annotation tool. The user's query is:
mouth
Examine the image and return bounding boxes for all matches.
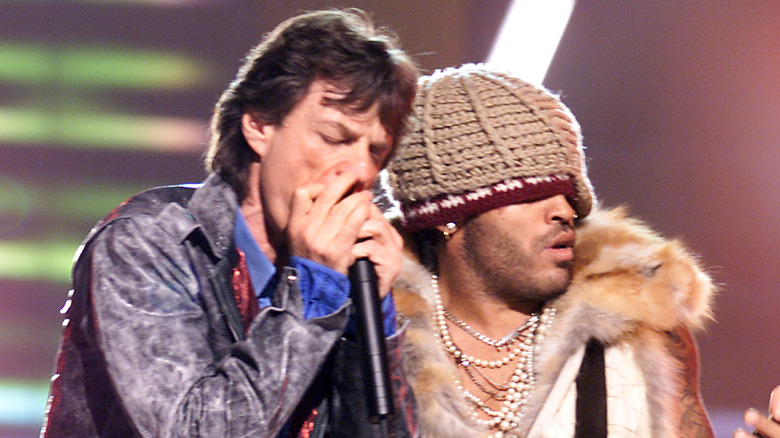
[545,231,575,261]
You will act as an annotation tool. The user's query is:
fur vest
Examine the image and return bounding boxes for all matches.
[393,207,715,437]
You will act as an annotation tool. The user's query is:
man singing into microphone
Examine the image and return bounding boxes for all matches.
[41,9,419,437]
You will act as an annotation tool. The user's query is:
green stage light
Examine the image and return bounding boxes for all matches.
[0,106,207,151]
[0,179,153,283]
[0,42,213,90]
[0,107,50,144]
[61,46,212,90]
[0,176,145,223]
[0,240,78,283]
[51,185,145,221]
[0,44,49,84]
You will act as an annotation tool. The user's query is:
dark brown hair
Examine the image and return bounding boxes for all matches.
[205,8,418,200]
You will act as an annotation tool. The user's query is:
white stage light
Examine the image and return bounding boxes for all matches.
[486,0,576,85]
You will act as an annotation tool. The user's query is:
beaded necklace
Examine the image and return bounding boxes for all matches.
[431,274,556,437]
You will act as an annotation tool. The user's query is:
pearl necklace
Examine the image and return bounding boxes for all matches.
[431,274,556,436]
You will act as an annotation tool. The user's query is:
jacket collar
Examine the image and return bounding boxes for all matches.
[188,173,239,260]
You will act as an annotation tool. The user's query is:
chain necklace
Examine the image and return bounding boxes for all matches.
[431,274,556,436]
[444,309,539,349]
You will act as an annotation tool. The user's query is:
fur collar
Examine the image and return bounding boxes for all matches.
[394,207,715,437]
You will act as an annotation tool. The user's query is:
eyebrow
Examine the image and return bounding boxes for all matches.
[326,121,359,141]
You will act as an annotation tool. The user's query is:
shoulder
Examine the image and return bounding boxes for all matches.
[75,186,207,313]
[95,184,198,232]
[74,184,204,286]
[563,206,715,334]
[80,184,200,251]
[548,207,716,435]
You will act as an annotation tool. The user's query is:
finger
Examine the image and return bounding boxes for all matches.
[321,191,373,243]
[333,195,372,239]
[733,428,751,438]
[356,208,404,260]
[373,205,404,248]
[746,408,780,438]
[358,205,403,247]
[352,235,402,298]
[289,183,326,227]
[356,221,403,261]
[306,172,360,225]
[288,191,371,269]
[288,183,325,254]
[352,236,384,261]
[288,179,366,249]
[319,197,372,273]
[357,218,387,244]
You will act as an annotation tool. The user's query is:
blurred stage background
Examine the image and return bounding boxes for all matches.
[0,1,777,436]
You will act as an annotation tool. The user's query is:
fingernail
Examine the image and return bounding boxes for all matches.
[771,386,780,417]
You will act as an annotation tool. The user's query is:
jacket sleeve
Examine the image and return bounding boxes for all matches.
[83,215,351,438]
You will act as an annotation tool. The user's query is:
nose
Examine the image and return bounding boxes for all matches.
[330,145,378,192]
[350,142,382,189]
[545,194,577,227]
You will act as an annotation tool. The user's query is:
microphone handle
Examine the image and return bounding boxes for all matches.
[349,257,394,423]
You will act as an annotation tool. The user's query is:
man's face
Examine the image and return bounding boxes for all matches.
[458,194,577,305]
[250,80,393,238]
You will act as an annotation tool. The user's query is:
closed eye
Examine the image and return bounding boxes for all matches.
[321,133,351,145]
[369,143,391,164]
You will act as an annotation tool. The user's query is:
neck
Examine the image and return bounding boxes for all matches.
[240,162,284,265]
[437,244,540,339]
[430,270,556,432]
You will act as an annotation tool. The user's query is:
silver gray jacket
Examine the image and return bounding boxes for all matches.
[42,174,418,437]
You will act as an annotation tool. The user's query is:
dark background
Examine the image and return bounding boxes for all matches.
[0,1,777,436]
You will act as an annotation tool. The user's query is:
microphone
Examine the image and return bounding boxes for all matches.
[348,257,394,424]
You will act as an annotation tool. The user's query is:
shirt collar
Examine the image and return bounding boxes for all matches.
[233,207,276,300]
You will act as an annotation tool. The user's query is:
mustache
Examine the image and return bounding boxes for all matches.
[537,222,574,247]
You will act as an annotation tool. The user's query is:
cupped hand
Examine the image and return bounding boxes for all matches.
[286,172,403,297]
[287,172,372,274]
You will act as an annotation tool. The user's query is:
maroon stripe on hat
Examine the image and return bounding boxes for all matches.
[401,175,576,232]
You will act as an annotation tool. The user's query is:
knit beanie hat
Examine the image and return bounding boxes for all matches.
[384,64,595,232]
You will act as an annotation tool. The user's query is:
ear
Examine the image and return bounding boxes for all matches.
[241,112,274,158]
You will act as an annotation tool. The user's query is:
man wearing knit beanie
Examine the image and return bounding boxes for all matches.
[383,64,715,437]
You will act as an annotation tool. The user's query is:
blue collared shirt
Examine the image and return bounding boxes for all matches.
[233,209,395,335]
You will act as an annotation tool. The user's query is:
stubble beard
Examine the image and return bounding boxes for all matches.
[461,219,572,309]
